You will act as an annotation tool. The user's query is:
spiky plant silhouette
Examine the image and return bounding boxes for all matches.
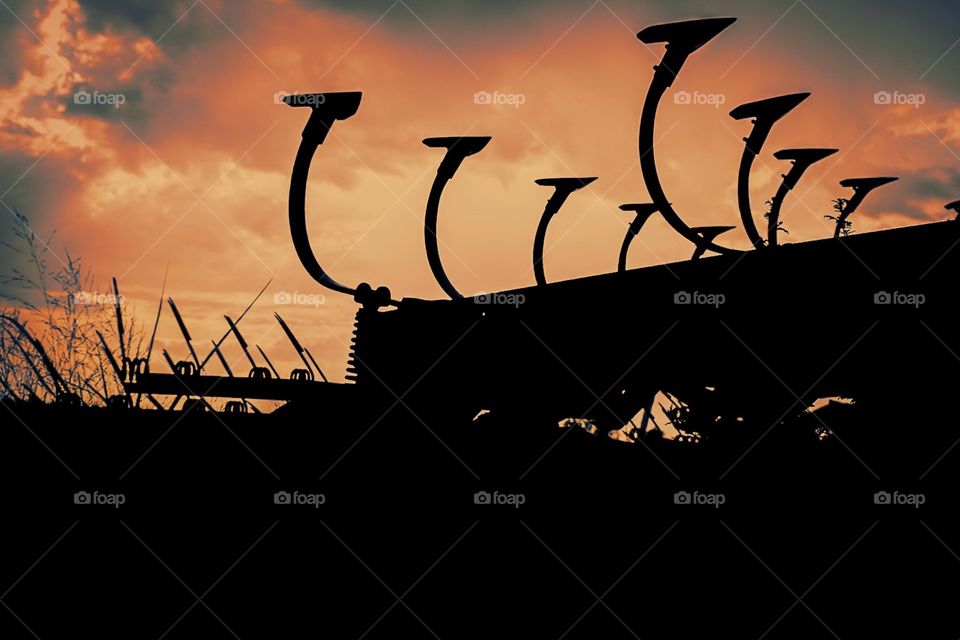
[762,198,789,237]
[824,197,853,236]
[0,209,142,405]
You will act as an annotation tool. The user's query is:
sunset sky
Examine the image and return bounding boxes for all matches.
[2,0,960,380]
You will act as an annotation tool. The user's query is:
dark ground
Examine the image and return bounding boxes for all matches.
[5,219,960,637]
[1,397,959,638]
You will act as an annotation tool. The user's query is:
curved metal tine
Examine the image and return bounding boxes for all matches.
[96,327,140,406]
[210,339,249,406]
[144,263,169,385]
[637,17,737,85]
[636,17,740,256]
[690,226,736,259]
[834,176,898,238]
[255,345,281,380]
[224,315,258,371]
[198,278,271,370]
[284,90,362,146]
[422,136,491,299]
[159,348,185,411]
[303,348,327,383]
[210,340,234,377]
[532,177,597,285]
[729,93,811,248]
[944,199,960,220]
[283,91,394,308]
[275,312,328,382]
[111,277,126,366]
[617,203,660,272]
[766,148,838,247]
[167,297,200,369]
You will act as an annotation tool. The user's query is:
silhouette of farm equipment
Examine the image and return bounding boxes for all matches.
[111,17,959,438]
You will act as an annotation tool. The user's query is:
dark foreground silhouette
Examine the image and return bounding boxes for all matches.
[3,396,959,638]
[4,15,960,638]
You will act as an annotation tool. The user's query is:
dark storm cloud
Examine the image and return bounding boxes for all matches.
[76,0,193,38]
[682,0,960,97]
[908,169,960,201]
[75,0,251,55]
[0,150,85,287]
[53,2,198,129]
[0,151,82,225]
[859,167,960,221]
[62,84,151,128]
[298,0,576,26]
[57,0,960,100]
[0,0,39,88]
[292,0,960,94]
